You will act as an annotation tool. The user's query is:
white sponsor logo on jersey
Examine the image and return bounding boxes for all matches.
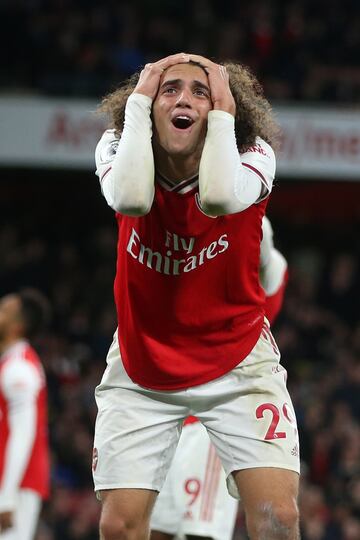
[126,228,229,275]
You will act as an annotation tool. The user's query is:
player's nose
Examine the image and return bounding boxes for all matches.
[175,87,193,108]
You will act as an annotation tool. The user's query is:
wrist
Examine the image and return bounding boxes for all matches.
[132,90,151,99]
[212,102,236,116]
[126,93,153,120]
[208,110,236,125]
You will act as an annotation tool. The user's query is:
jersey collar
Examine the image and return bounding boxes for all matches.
[156,171,199,195]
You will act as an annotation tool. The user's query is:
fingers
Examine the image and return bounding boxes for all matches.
[158,52,191,69]
[134,52,231,103]
[186,54,229,83]
[141,52,220,77]
[187,54,217,71]
[138,53,190,81]
[141,52,223,75]
[143,52,191,74]
[219,64,229,81]
[186,54,234,114]
[185,54,229,85]
[135,53,192,99]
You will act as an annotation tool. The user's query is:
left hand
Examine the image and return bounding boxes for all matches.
[0,510,13,531]
[133,53,191,100]
[188,54,236,116]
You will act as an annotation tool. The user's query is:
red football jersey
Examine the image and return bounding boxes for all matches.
[113,180,268,390]
[184,263,287,425]
[0,342,50,499]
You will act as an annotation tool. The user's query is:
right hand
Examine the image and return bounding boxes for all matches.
[133,53,190,100]
[186,54,236,115]
[0,510,13,531]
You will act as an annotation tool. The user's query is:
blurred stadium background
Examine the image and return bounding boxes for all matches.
[1,1,359,539]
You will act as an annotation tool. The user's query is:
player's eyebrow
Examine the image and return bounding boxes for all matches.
[192,80,211,93]
[160,78,182,89]
[160,79,210,93]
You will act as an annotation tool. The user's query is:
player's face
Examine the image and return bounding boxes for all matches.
[152,63,212,158]
[0,295,21,342]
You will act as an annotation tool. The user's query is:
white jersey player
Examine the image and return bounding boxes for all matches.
[150,217,289,540]
[0,290,50,540]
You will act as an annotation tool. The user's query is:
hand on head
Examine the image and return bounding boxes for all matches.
[186,54,236,116]
[133,53,191,100]
[133,53,236,116]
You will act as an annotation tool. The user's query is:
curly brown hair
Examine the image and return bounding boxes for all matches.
[98,61,280,152]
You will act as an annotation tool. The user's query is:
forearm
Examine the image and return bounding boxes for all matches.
[102,93,155,216]
[0,406,36,511]
[198,111,262,216]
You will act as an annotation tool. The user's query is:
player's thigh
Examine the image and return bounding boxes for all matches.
[93,336,187,493]
[233,467,299,530]
[199,328,300,499]
[93,388,184,493]
[234,467,299,510]
[100,488,158,532]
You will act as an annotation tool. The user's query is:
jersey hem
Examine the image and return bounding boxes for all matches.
[124,351,247,391]
[121,324,263,391]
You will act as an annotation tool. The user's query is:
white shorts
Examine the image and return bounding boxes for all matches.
[0,489,41,540]
[150,421,238,540]
[93,326,300,499]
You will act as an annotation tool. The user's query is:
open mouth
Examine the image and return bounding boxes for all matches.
[171,115,194,129]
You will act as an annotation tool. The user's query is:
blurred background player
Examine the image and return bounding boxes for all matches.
[0,290,50,540]
[150,216,288,540]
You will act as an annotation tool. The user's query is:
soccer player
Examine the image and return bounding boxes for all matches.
[150,216,289,540]
[93,52,300,540]
[0,290,50,539]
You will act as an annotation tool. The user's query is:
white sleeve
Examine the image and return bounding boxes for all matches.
[260,248,288,296]
[0,359,41,512]
[95,93,155,216]
[198,110,276,216]
[260,216,287,295]
[260,215,274,267]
